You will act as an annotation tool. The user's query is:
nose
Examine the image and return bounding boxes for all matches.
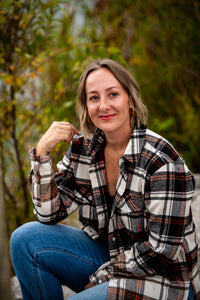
[99,96,110,111]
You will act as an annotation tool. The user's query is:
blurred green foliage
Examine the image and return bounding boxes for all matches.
[84,0,200,171]
[0,0,199,235]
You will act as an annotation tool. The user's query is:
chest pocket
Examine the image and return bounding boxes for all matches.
[114,194,145,233]
[74,182,94,203]
[74,183,98,222]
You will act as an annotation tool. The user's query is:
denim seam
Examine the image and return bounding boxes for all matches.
[32,247,101,269]
[31,255,45,300]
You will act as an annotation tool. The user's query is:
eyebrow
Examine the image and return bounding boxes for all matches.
[87,86,120,95]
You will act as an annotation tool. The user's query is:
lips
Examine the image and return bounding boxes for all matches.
[99,114,116,120]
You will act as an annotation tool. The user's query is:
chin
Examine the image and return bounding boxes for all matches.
[98,126,119,133]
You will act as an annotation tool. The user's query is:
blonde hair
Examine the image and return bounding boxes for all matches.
[76,58,148,136]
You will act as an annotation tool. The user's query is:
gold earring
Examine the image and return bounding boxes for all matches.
[129,108,134,116]
[88,116,91,123]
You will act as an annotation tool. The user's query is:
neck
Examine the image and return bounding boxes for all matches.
[105,127,132,151]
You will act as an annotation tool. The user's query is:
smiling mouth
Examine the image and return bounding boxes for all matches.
[99,114,116,120]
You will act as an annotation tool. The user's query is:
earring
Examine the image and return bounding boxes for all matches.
[88,116,91,123]
[129,108,134,116]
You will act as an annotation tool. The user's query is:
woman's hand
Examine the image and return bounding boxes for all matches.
[36,121,79,156]
[84,281,95,290]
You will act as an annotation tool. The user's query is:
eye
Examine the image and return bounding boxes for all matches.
[110,92,118,97]
[89,95,99,101]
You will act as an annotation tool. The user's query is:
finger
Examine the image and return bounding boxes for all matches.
[70,124,79,134]
[51,121,79,133]
[61,123,79,135]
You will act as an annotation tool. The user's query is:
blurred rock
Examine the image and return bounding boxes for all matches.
[10,276,75,300]
[191,174,200,271]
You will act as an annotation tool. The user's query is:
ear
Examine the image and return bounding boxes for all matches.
[129,95,134,107]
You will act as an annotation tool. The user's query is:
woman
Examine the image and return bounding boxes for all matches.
[10,59,200,299]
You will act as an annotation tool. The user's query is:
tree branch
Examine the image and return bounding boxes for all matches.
[10,86,30,217]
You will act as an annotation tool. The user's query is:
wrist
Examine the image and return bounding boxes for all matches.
[36,145,48,156]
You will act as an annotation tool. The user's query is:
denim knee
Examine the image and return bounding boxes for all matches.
[10,222,40,261]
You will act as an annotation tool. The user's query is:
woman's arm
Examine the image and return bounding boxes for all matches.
[28,122,79,224]
[36,121,79,156]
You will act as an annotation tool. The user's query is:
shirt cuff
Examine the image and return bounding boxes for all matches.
[29,147,51,163]
[89,261,113,285]
[29,148,53,178]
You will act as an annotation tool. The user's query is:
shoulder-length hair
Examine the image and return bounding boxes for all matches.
[76,58,148,136]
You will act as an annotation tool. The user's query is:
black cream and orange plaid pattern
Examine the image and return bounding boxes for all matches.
[29,127,200,299]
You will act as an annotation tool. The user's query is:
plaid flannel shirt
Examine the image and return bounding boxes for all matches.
[29,127,200,299]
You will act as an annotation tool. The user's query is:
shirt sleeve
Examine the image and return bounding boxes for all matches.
[90,161,195,284]
[28,147,78,224]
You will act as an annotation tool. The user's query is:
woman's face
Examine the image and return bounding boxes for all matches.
[85,68,132,136]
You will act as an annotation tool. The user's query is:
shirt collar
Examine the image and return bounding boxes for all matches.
[88,125,146,165]
[123,125,146,165]
[88,128,105,157]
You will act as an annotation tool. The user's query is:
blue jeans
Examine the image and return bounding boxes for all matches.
[188,283,195,300]
[10,222,195,300]
[10,222,110,300]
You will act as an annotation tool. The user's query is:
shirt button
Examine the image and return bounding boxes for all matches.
[88,196,93,201]
[98,279,102,284]
[112,237,116,242]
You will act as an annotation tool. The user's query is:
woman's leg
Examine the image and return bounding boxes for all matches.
[187,283,195,300]
[10,222,110,300]
[67,282,109,300]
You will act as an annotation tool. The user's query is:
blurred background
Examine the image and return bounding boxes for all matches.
[0,0,200,264]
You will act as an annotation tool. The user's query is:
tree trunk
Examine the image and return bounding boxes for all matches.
[10,86,30,218]
[0,130,11,300]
